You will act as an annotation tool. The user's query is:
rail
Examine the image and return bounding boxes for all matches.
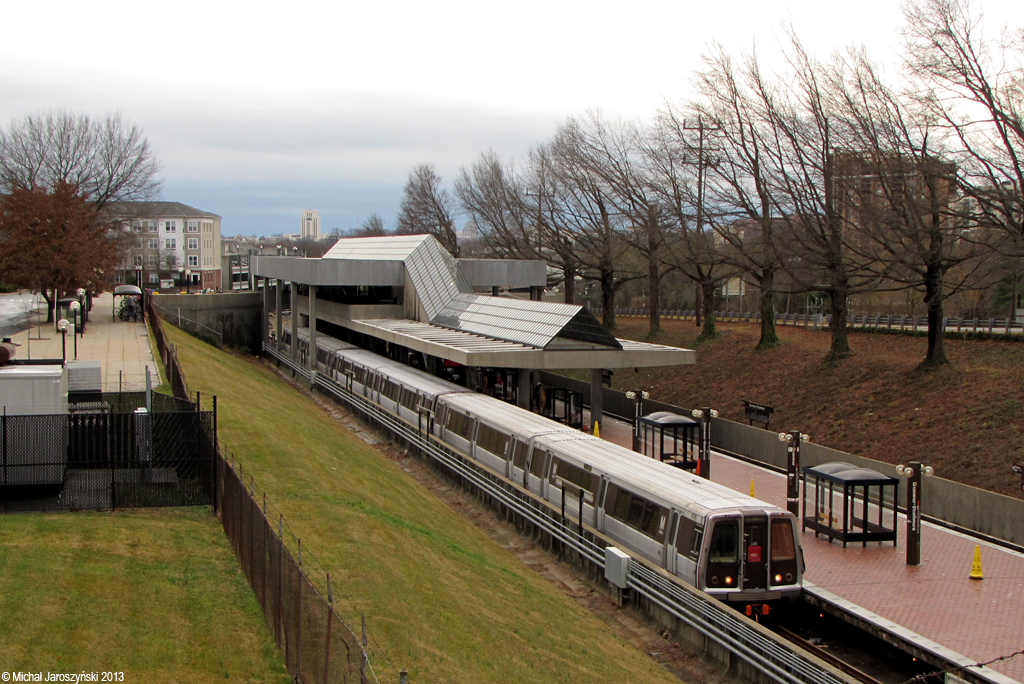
[263,345,847,684]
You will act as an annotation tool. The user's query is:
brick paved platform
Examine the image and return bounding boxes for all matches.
[586,409,1024,683]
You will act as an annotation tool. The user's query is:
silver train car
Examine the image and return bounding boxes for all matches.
[295,329,804,604]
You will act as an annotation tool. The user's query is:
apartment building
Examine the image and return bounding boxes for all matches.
[110,202,223,290]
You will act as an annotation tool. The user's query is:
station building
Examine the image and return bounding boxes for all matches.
[251,234,694,427]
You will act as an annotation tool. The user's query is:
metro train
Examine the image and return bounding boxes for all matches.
[289,329,804,604]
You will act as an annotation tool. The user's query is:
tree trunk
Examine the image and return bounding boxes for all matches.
[647,253,661,337]
[695,281,702,327]
[700,280,717,339]
[42,287,55,323]
[561,254,576,304]
[756,270,780,350]
[600,266,616,330]
[826,271,851,361]
[924,266,949,366]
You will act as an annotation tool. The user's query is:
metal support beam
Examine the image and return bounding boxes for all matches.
[308,285,318,374]
[290,283,299,362]
[517,368,530,409]
[590,369,603,434]
[275,279,283,351]
[492,285,499,297]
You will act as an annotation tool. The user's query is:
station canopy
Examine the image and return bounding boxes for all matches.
[254,234,694,369]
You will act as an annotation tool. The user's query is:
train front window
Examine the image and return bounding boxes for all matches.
[771,519,796,561]
[708,521,738,563]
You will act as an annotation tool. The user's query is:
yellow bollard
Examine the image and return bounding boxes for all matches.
[969,545,984,580]
[750,479,756,497]
[593,421,600,438]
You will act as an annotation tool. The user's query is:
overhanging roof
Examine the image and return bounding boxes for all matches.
[348,319,694,369]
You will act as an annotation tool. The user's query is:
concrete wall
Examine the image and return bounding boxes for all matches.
[152,292,262,350]
[541,372,1024,547]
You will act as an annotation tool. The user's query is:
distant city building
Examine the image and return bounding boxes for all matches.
[108,202,222,290]
[300,210,320,240]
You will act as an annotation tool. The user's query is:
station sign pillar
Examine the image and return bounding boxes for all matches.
[779,430,805,516]
[692,407,717,480]
[896,461,932,566]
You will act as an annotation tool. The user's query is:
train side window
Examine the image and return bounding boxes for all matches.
[626,494,645,529]
[529,449,547,478]
[708,521,738,563]
[400,389,420,411]
[641,501,660,537]
[676,515,696,553]
[604,483,619,512]
[613,489,631,521]
[511,441,527,469]
[771,519,796,561]
[689,526,704,560]
[477,424,510,457]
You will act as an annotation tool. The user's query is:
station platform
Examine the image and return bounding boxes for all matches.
[589,410,1024,683]
[3,292,160,391]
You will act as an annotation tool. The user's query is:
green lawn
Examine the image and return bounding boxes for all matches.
[0,507,288,683]
[162,324,681,684]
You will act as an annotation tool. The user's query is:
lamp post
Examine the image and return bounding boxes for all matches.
[178,266,184,292]
[76,287,86,335]
[68,301,80,359]
[691,407,718,479]
[624,389,649,452]
[185,269,192,295]
[778,431,809,515]
[57,318,69,363]
[895,462,934,565]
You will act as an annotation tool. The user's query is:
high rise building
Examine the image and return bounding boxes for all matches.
[300,209,320,240]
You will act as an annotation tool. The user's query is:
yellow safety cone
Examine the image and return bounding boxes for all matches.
[969,545,984,580]
[593,421,600,438]
[750,479,756,497]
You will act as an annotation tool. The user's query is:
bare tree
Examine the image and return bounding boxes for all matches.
[562,112,675,336]
[903,0,1024,246]
[548,120,640,329]
[395,163,460,257]
[455,150,538,259]
[828,47,999,365]
[0,110,161,210]
[651,105,737,340]
[354,213,388,237]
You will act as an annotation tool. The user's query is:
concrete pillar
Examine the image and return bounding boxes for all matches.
[262,278,272,348]
[530,286,541,301]
[308,285,318,372]
[290,283,299,362]
[590,368,603,433]
[492,285,499,297]
[517,368,531,409]
[275,279,283,350]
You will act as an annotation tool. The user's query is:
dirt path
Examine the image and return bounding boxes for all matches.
[277,364,730,684]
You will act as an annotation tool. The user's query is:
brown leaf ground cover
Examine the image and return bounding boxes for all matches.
[605,317,1024,499]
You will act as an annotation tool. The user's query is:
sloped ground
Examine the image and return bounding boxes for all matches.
[609,318,1024,499]
[163,323,688,684]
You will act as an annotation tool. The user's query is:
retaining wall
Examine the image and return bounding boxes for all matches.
[540,371,1024,547]
[151,292,262,350]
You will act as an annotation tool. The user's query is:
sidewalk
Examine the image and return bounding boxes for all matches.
[4,292,161,390]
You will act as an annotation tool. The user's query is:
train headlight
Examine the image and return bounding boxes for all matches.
[774,574,782,584]
[725,576,733,585]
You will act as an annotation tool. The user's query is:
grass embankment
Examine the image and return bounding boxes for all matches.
[596,317,1024,498]
[162,323,681,684]
[0,508,287,682]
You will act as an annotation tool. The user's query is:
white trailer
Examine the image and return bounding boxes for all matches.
[1,365,68,486]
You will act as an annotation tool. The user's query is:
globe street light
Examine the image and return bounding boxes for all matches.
[185,269,192,295]
[76,287,87,335]
[68,301,81,359]
[57,318,69,363]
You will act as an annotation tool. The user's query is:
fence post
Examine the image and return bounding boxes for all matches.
[361,613,368,683]
[296,538,303,681]
[212,396,219,513]
[324,573,334,684]
[400,670,408,684]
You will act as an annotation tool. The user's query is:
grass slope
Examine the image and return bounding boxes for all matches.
[163,324,681,684]
[601,318,1024,498]
[0,508,287,683]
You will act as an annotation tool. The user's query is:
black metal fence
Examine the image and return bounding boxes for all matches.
[148,296,190,401]
[1,405,216,513]
[217,449,382,684]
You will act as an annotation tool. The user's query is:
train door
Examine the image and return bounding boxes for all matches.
[665,510,680,574]
[704,514,742,593]
[742,516,769,591]
[595,477,608,532]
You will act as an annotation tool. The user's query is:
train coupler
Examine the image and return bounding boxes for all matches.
[745,603,770,617]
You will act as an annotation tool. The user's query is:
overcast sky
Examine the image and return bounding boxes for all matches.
[2,0,1022,236]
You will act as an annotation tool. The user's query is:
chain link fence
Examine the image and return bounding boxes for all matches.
[1,404,215,513]
[147,294,190,400]
[216,446,393,684]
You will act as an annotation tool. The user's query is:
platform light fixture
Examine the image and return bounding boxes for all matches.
[57,318,69,362]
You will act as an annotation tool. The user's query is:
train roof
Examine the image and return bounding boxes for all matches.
[440,392,581,439]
